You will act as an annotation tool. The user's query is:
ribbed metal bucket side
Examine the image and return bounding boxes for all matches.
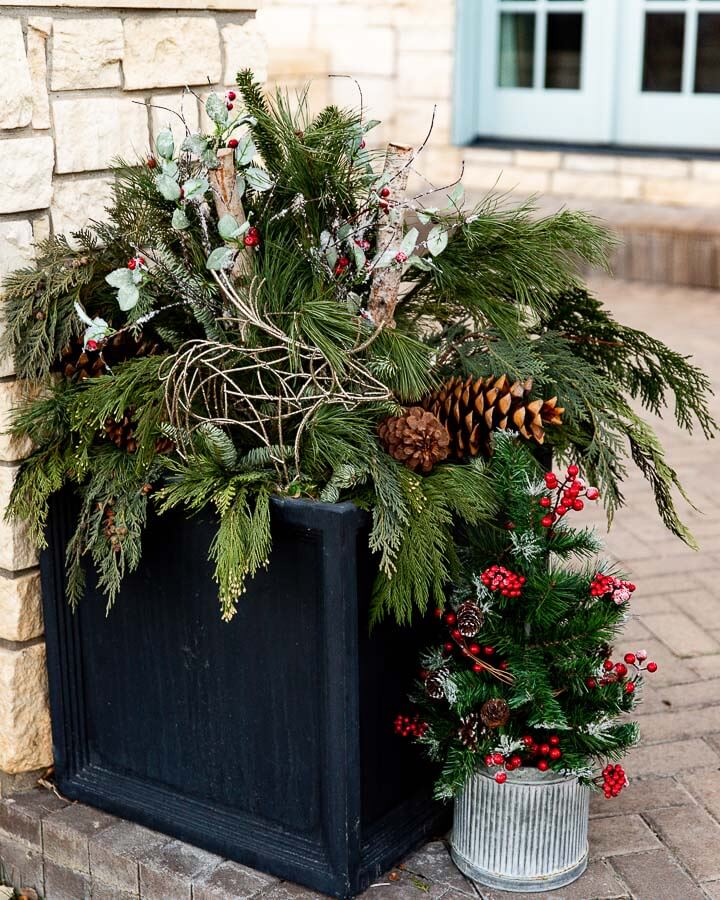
[451,768,589,893]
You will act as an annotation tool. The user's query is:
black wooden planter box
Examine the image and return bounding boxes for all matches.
[40,494,447,898]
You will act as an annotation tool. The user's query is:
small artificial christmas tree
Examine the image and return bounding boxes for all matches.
[401,433,656,800]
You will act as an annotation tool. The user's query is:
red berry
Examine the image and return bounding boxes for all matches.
[614,663,628,677]
[434,608,443,619]
[586,487,600,501]
[227,90,236,100]
[567,465,579,477]
[646,662,658,673]
[444,612,456,625]
[549,748,562,760]
[492,753,504,765]
[586,677,597,688]
[510,755,522,768]
[625,682,636,693]
[380,187,391,198]
[522,735,534,747]
[603,659,614,671]
[86,339,98,351]
[549,735,560,746]
[540,497,551,508]
[228,138,239,149]
[624,653,636,665]
[394,251,408,264]
[499,660,510,670]
[226,102,234,110]
[469,643,481,655]
[485,754,494,766]
[572,499,584,511]
[537,760,549,771]
[483,646,494,656]
[541,515,554,528]
[495,771,507,784]
[451,629,461,640]
[359,139,366,149]
[127,258,136,270]
[472,663,483,673]
[338,256,350,267]
[146,157,157,169]
[539,744,550,756]
[443,642,453,653]
[556,505,568,517]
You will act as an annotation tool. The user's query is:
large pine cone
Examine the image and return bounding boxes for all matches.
[58,328,164,382]
[480,698,510,729]
[378,407,450,473]
[422,374,564,458]
[456,600,484,637]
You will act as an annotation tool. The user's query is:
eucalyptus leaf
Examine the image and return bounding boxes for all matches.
[373,249,395,269]
[182,177,210,201]
[154,173,181,201]
[155,129,175,160]
[234,133,256,166]
[352,243,366,270]
[218,214,241,241]
[236,175,246,199]
[206,246,235,270]
[117,284,140,311]
[363,119,382,133]
[448,182,465,209]
[337,223,352,241]
[400,227,419,258]
[171,208,190,230]
[161,160,179,179]
[181,133,208,156]
[406,255,434,272]
[427,224,449,257]
[205,92,228,126]
[245,167,273,192]
[416,207,438,225]
[202,147,220,169]
[105,268,135,289]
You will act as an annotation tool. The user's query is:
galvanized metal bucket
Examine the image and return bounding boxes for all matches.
[451,766,589,893]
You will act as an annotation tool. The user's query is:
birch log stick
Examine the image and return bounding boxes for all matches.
[208,147,252,281]
[368,142,414,328]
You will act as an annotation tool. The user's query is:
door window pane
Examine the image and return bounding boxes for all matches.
[642,13,685,92]
[695,14,720,93]
[498,13,536,87]
[545,13,583,89]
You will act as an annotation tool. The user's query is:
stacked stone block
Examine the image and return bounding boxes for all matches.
[0,1,264,786]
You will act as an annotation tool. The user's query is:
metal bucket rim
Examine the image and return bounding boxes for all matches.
[476,765,581,786]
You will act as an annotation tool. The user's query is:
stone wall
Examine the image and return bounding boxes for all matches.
[0,0,264,781]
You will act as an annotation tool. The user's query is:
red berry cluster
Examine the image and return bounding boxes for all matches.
[127,256,146,271]
[540,465,599,529]
[480,565,525,598]
[522,733,563,769]
[393,713,428,738]
[590,573,636,605]
[244,226,260,248]
[590,650,657,693]
[226,89,236,111]
[334,254,351,276]
[600,764,627,798]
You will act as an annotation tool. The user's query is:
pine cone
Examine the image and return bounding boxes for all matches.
[58,328,164,382]
[422,374,564,458]
[458,714,481,751]
[378,406,450,473]
[456,600,484,637]
[104,408,138,453]
[480,698,510,729]
[154,435,176,455]
[425,668,449,700]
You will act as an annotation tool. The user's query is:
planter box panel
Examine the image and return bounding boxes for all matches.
[41,494,446,897]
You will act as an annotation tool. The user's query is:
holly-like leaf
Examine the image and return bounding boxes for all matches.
[427,224,449,257]
[156,129,175,160]
[206,247,235,270]
[245,167,273,192]
[182,177,210,201]
[154,173,181,201]
[218,214,242,240]
[171,208,190,230]
[400,227,419,258]
[205,92,228,126]
[117,284,140,311]
[234,133,256,166]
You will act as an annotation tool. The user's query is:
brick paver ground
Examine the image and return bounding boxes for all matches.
[0,276,718,899]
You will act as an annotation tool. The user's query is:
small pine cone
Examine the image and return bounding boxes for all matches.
[458,713,481,751]
[425,668,449,700]
[154,436,176,455]
[421,374,564,459]
[456,600,484,637]
[378,407,450,474]
[595,642,613,660]
[480,698,510,729]
[104,408,137,453]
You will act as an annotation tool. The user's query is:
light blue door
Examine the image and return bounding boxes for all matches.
[475,0,619,144]
[616,0,720,149]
